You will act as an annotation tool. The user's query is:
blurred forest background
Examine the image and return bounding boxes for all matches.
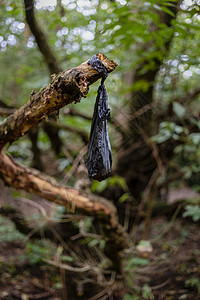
[0,0,200,299]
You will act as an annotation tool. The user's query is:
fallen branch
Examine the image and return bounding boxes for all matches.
[0,151,128,268]
[0,152,117,224]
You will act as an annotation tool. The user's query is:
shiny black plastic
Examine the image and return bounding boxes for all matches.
[85,55,112,181]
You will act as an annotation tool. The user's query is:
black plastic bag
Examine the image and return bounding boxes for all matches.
[85,55,112,181]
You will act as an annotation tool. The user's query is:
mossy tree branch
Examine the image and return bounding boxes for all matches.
[0,54,117,150]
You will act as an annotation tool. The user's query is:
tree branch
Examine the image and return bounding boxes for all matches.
[0,53,117,150]
[0,107,16,117]
[24,0,62,74]
[0,152,116,222]
[178,87,200,104]
[0,151,128,270]
[46,120,88,144]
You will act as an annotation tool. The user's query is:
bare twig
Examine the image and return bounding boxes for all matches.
[43,258,91,272]
[63,107,91,120]
[64,146,87,182]
[0,107,16,117]
[17,196,49,220]
[71,218,103,241]
[46,120,88,144]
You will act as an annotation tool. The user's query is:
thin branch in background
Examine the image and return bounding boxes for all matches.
[63,147,74,164]
[139,127,165,175]
[131,103,154,121]
[64,106,128,141]
[64,145,87,183]
[46,120,88,144]
[0,107,16,117]
[87,285,113,300]
[142,169,159,239]
[49,226,83,262]
[53,214,84,223]
[63,107,92,120]
[158,170,184,189]
[130,168,159,237]
[24,0,62,74]
[17,196,50,220]
[123,202,131,232]
[57,0,65,17]
[177,87,200,104]
[60,267,68,300]
[140,168,159,212]
[22,224,44,244]
[43,258,91,273]
[70,218,103,241]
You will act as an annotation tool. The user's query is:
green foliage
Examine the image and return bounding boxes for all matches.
[185,278,200,293]
[83,216,93,232]
[7,138,33,165]
[142,284,154,299]
[0,215,24,242]
[125,257,149,271]
[23,241,52,264]
[152,121,188,143]
[123,294,139,300]
[91,175,128,193]
[183,205,200,222]
[173,101,186,118]
[88,238,105,249]
[21,242,74,265]
[123,284,153,300]
[119,192,131,203]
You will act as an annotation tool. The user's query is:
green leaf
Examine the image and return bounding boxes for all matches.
[183,205,200,222]
[108,175,128,190]
[123,294,139,300]
[142,284,153,299]
[91,179,108,193]
[119,193,130,203]
[88,238,100,247]
[173,101,186,118]
[125,257,149,270]
[62,256,74,262]
[160,6,175,17]
[132,80,150,93]
[190,133,200,145]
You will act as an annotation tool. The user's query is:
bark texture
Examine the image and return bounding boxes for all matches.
[0,152,116,222]
[0,54,117,150]
[0,151,128,268]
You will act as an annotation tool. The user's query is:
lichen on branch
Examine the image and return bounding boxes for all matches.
[0,54,117,150]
